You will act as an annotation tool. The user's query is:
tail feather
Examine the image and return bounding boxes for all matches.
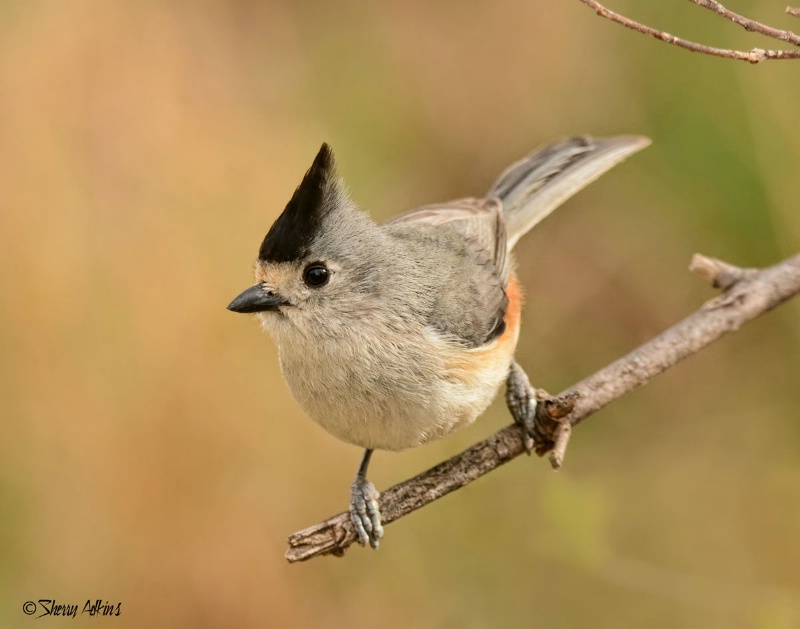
[490,135,650,249]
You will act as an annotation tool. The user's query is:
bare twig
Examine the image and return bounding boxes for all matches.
[578,0,800,63]
[286,252,800,562]
[788,7,800,19]
[690,0,800,46]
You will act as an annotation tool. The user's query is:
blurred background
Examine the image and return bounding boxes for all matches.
[1,1,799,627]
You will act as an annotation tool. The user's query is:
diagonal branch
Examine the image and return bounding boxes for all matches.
[286,252,800,563]
[578,0,800,63]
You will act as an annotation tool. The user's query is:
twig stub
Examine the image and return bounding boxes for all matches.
[689,253,758,290]
[548,423,573,470]
[532,390,580,456]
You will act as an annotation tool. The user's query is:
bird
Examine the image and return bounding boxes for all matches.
[228,135,650,548]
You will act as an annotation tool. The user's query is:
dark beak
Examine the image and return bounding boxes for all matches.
[227,285,286,313]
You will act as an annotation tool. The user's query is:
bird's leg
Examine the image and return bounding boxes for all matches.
[505,360,541,453]
[350,449,384,549]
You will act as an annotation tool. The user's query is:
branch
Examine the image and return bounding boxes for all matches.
[286,253,800,562]
[578,0,800,63]
[691,0,800,45]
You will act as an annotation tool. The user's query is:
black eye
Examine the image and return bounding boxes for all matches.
[303,263,330,287]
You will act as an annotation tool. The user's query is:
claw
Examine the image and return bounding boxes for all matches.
[350,477,384,549]
[506,360,538,453]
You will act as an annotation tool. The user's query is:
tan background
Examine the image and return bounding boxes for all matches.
[2,1,799,627]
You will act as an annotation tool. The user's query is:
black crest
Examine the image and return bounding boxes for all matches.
[258,143,335,263]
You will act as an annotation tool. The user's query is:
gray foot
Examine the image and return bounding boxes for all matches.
[350,476,384,549]
[506,360,539,453]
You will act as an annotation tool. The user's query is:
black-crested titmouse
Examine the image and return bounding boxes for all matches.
[228,136,650,548]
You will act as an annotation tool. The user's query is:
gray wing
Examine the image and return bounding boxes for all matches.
[385,197,509,282]
[382,198,510,347]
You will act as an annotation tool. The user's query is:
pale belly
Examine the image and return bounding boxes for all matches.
[276,329,515,451]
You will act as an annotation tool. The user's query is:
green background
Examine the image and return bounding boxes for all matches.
[2,1,799,627]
